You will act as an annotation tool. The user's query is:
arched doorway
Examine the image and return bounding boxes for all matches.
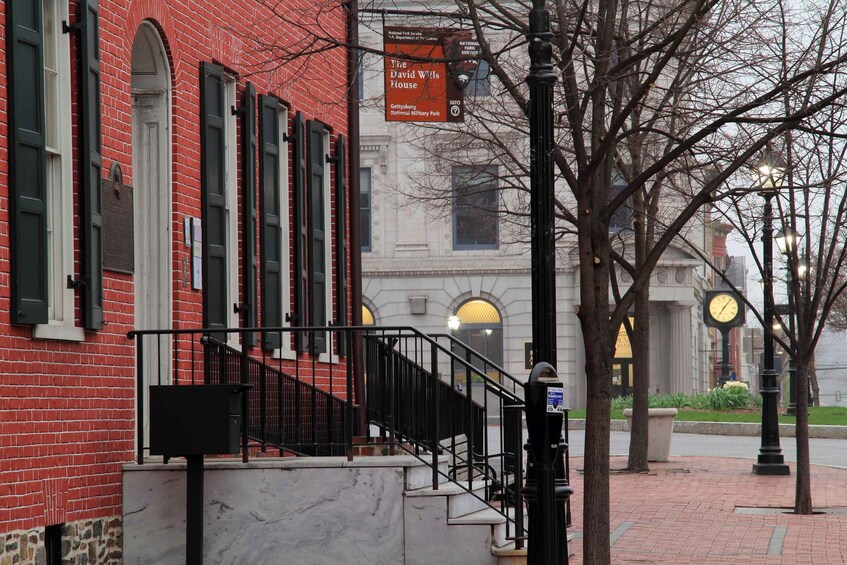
[362,304,376,326]
[449,299,504,381]
[131,22,172,442]
[613,317,635,397]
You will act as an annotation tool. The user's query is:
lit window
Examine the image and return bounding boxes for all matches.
[362,305,375,326]
[450,299,504,379]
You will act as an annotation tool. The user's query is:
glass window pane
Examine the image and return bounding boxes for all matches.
[467,60,490,97]
[452,165,498,249]
[360,167,372,250]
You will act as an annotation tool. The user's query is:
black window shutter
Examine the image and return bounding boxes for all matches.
[293,112,308,352]
[7,0,49,325]
[81,0,103,330]
[200,62,228,336]
[242,83,258,346]
[259,95,282,350]
[307,121,327,354]
[335,135,348,356]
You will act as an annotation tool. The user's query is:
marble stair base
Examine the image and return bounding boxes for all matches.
[123,454,544,564]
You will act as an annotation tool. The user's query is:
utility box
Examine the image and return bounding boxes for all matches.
[150,384,250,456]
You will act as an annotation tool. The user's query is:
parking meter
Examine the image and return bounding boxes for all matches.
[522,362,569,565]
[525,362,564,466]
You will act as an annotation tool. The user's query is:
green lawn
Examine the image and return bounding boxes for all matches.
[566,406,847,426]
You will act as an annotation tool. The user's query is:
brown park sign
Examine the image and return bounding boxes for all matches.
[383,27,479,123]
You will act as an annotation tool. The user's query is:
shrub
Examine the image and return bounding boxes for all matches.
[610,385,756,412]
[706,382,754,410]
[611,395,633,410]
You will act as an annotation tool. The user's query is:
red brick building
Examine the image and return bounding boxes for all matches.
[0,1,350,561]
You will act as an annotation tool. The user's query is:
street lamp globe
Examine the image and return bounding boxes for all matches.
[755,148,786,191]
[797,256,808,279]
[775,227,798,255]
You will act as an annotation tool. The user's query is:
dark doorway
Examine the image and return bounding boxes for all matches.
[612,360,632,397]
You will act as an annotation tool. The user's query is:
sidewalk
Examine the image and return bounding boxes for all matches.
[566,456,847,564]
[567,418,847,439]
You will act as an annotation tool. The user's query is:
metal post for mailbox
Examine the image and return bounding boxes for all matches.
[149,384,252,565]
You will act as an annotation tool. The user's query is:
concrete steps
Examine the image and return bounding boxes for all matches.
[403,466,575,565]
[404,469,529,565]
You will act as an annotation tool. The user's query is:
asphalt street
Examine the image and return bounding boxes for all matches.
[485,427,847,469]
[568,430,847,468]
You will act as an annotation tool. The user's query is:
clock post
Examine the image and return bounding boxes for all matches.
[719,327,731,388]
[704,291,744,388]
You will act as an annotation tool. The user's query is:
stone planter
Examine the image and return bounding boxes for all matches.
[623,408,678,462]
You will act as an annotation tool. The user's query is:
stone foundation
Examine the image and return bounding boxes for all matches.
[1,517,122,565]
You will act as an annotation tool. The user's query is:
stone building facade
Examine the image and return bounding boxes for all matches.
[357,11,713,407]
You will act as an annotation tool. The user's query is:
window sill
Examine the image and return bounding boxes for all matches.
[271,348,297,361]
[32,322,86,342]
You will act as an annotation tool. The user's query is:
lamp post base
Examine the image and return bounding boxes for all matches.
[752,462,790,475]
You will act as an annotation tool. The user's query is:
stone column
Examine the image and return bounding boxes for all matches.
[669,305,693,395]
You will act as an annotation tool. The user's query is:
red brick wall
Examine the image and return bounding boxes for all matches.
[0,0,350,532]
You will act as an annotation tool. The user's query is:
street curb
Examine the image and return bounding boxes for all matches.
[567,419,847,440]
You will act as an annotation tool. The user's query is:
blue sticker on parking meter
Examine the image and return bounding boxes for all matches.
[547,387,564,413]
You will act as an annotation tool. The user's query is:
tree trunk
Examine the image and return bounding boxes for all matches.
[794,358,812,514]
[578,189,612,564]
[809,352,821,407]
[627,286,650,472]
[627,188,650,472]
[580,312,613,564]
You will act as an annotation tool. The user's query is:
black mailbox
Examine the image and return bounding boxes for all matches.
[150,384,251,457]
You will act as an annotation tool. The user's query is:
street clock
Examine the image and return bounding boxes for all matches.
[703,290,745,327]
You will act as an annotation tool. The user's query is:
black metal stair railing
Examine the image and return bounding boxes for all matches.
[127,325,572,548]
[129,327,357,464]
[203,336,349,456]
[361,327,531,547]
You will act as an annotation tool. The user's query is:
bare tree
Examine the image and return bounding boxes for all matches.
[719,125,847,515]
[248,0,847,561]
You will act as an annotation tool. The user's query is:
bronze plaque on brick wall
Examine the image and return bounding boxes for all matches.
[102,179,135,273]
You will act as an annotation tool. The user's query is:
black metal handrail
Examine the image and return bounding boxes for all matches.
[359,327,527,546]
[203,337,349,456]
[127,324,551,547]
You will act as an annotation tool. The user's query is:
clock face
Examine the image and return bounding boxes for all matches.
[708,293,739,323]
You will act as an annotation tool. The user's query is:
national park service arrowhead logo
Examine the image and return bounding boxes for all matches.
[442,30,481,91]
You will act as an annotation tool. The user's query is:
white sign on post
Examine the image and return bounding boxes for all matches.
[191,217,202,290]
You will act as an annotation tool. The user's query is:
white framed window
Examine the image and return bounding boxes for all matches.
[322,130,335,361]
[452,165,499,250]
[34,0,82,341]
[224,76,240,345]
[278,106,294,358]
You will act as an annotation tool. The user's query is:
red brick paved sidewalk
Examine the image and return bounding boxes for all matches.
[566,456,847,564]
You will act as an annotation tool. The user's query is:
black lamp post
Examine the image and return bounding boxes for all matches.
[775,227,798,415]
[753,150,790,476]
[524,1,571,563]
[528,0,557,365]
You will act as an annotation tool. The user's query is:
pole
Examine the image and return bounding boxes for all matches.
[346,0,367,435]
[525,2,569,564]
[753,193,789,475]
[719,327,730,388]
[786,263,797,416]
[528,0,557,368]
[186,455,204,565]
